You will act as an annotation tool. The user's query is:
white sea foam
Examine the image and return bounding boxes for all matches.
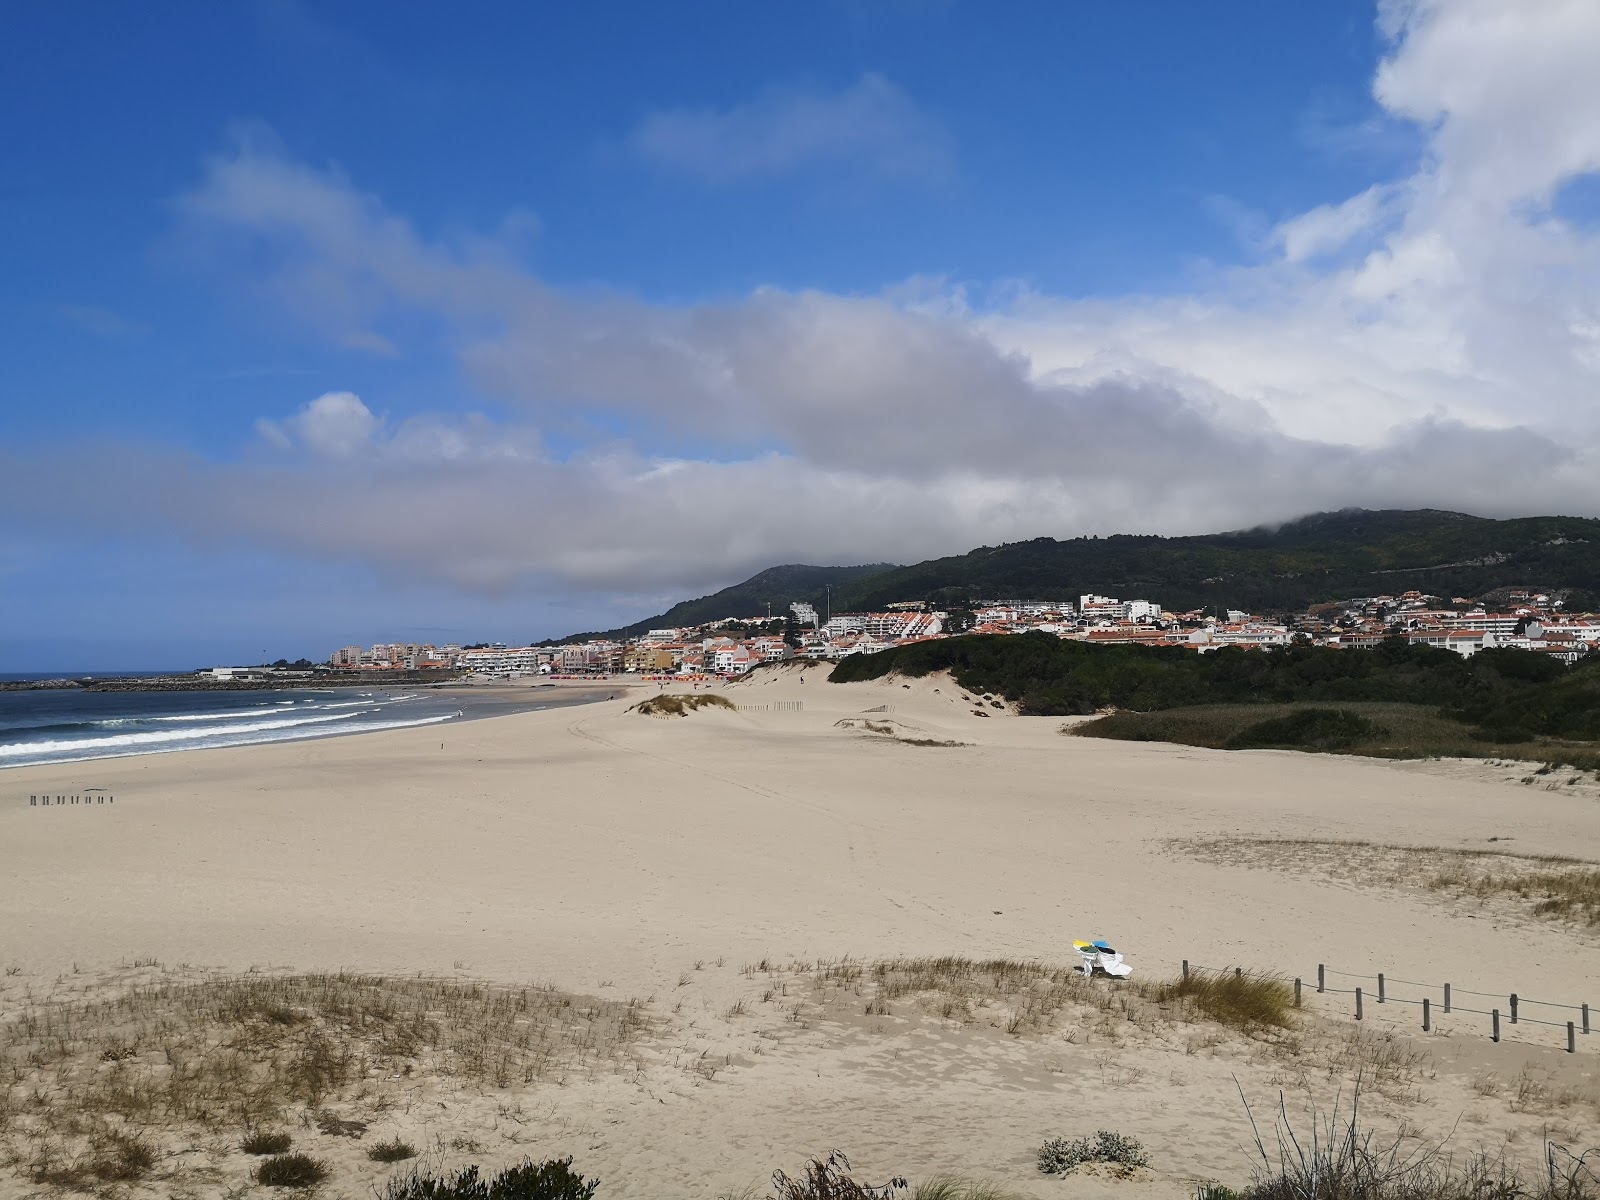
[0,713,454,768]
[0,712,359,759]
[144,711,266,723]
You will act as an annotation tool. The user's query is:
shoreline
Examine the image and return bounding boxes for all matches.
[0,679,634,772]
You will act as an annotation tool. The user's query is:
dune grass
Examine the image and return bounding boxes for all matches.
[911,1177,1030,1200]
[0,970,649,1195]
[366,1136,418,1162]
[1239,1083,1600,1200]
[241,1129,293,1155]
[256,1151,329,1188]
[1180,836,1600,929]
[1149,971,1296,1031]
[1429,864,1600,926]
[630,692,737,717]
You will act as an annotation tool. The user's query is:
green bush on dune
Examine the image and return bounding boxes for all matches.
[1037,1131,1150,1175]
[1225,708,1388,751]
[377,1156,598,1200]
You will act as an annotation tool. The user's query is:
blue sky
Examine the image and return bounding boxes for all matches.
[4,1,1600,670]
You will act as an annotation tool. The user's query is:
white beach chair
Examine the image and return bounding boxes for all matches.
[1073,939,1133,978]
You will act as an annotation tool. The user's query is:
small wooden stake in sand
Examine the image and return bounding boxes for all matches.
[1355,987,1363,1021]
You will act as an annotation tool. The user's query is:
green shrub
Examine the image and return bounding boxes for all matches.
[256,1153,329,1188]
[377,1156,599,1200]
[1037,1131,1150,1175]
[1226,708,1387,751]
[367,1137,418,1162]
[241,1130,292,1155]
[1469,725,1533,744]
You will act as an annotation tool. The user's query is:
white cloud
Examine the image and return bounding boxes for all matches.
[625,74,950,185]
[12,1,1600,614]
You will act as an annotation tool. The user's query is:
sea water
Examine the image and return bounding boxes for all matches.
[0,683,579,769]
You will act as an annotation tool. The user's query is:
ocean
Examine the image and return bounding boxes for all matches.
[0,684,585,770]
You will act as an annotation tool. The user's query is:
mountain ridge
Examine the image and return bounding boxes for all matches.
[550,509,1600,642]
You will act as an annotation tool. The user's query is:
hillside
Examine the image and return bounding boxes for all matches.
[831,508,1600,615]
[552,509,1600,642]
[546,563,897,644]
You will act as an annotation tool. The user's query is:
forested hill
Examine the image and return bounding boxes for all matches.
[552,509,1600,642]
[545,563,896,644]
[830,509,1600,615]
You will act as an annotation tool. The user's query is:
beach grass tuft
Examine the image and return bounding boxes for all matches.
[242,1129,293,1155]
[367,1136,418,1163]
[630,693,737,718]
[1151,970,1296,1031]
[256,1152,329,1188]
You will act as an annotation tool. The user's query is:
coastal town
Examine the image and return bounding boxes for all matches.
[326,587,1600,680]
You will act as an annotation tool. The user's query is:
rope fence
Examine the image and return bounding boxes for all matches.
[1179,959,1591,1055]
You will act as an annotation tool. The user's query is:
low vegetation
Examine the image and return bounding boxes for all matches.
[1149,971,1296,1031]
[1180,836,1600,929]
[0,970,648,1195]
[1430,863,1600,926]
[367,1136,418,1162]
[256,1152,329,1188]
[1078,701,1600,769]
[376,1155,599,1200]
[1238,1084,1599,1200]
[1226,708,1390,751]
[833,633,1600,764]
[1037,1131,1150,1175]
[241,1129,293,1155]
[771,1151,907,1199]
[630,692,737,717]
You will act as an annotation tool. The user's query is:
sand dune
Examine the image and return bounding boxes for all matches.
[2,663,1596,1197]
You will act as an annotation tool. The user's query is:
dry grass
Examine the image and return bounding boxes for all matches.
[911,1177,1030,1200]
[630,692,737,717]
[1149,972,1296,1031]
[241,1128,293,1154]
[0,969,650,1195]
[1428,865,1600,926]
[1241,1081,1600,1200]
[789,956,1309,1050]
[367,1136,418,1162]
[256,1151,329,1188]
[1176,837,1600,930]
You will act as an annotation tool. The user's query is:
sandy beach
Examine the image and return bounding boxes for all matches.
[3,663,1597,1198]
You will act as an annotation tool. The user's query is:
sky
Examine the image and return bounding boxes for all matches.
[4,1,1600,670]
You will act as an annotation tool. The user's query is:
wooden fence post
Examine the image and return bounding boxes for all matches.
[1583,1003,1590,1036]
[1182,960,1189,982]
[1318,964,1325,994]
[1444,983,1451,1014]
[1510,994,1519,1025]
[1493,1009,1500,1042]
[1569,1022,1577,1054]
[1355,988,1364,1021]
[1295,978,1302,1008]
[1378,973,1386,1004]
[1423,997,1431,1032]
